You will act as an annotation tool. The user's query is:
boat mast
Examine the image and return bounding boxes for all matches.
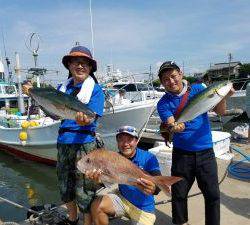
[1,29,13,82]
[15,52,25,114]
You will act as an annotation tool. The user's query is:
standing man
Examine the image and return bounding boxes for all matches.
[23,45,104,225]
[157,61,234,225]
[86,125,162,225]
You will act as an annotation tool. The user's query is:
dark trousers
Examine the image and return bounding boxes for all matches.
[171,148,220,225]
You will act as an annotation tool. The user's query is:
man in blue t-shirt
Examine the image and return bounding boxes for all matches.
[157,61,234,225]
[23,45,104,225]
[87,125,162,225]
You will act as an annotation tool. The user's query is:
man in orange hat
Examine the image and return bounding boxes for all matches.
[23,45,104,225]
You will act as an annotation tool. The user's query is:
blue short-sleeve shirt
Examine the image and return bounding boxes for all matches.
[157,84,213,151]
[119,148,160,213]
[57,80,104,144]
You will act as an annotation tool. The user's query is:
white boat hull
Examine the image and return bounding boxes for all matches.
[0,99,157,165]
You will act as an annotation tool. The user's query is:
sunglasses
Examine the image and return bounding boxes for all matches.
[117,127,137,133]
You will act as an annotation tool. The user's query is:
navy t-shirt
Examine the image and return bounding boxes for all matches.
[57,80,104,144]
[119,148,160,213]
[157,84,213,151]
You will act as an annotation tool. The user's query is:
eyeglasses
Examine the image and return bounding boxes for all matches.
[70,60,91,68]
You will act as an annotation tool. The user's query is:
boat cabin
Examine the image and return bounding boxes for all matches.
[0,82,29,111]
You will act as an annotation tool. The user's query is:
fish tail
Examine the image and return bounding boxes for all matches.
[152,176,182,194]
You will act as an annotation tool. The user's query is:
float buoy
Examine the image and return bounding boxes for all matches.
[19,131,28,141]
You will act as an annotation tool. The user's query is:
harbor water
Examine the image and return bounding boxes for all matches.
[0,150,60,222]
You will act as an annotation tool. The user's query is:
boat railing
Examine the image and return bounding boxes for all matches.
[104,82,159,103]
[231,77,249,91]
[0,114,58,128]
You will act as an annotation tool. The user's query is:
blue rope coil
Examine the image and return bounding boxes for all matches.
[228,146,250,180]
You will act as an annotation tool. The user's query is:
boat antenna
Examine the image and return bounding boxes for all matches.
[1,28,13,82]
[228,53,232,81]
[25,32,40,68]
[89,0,95,57]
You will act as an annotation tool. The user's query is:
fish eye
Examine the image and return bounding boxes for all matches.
[86,158,91,163]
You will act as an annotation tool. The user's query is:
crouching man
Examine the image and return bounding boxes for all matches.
[86,125,162,225]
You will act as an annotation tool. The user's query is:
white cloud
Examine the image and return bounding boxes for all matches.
[0,0,249,80]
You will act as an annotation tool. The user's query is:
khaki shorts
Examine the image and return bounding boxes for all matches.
[108,193,156,225]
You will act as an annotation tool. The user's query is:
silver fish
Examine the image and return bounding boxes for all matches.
[176,81,233,123]
[29,87,96,121]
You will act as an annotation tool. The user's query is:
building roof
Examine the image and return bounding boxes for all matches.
[208,61,241,71]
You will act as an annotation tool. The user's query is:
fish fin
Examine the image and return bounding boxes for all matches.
[152,176,182,195]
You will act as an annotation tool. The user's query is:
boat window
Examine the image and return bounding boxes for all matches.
[136,83,154,91]
[0,101,5,108]
[113,84,127,90]
[4,85,16,94]
[113,83,154,92]
[125,84,137,91]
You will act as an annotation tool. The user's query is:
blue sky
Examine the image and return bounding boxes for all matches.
[0,0,249,83]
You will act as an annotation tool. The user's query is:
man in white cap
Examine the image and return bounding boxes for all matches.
[86,125,162,225]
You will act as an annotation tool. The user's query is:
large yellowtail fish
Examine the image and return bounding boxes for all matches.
[29,87,96,121]
[176,81,233,123]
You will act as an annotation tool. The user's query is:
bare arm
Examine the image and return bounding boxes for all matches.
[213,88,235,116]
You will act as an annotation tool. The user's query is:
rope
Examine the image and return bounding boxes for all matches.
[228,145,250,180]
[0,196,67,224]
[137,100,158,142]
[1,223,20,225]
[0,196,39,215]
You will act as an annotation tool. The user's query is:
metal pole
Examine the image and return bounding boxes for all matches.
[89,0,95,57]
[15,52,25,114]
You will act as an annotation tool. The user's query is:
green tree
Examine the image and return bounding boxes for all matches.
[152,79,161,87]
[183,76,198,84]
[239,63,250,78]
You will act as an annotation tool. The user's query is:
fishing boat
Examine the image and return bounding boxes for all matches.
[0,80,29,115]
[111,81,164,102]
[0,38,161,166]
[226,78,249,115]
[0,96,157,165]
